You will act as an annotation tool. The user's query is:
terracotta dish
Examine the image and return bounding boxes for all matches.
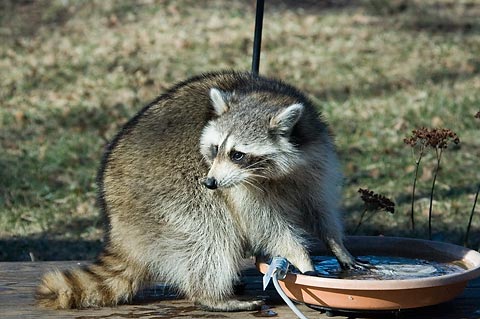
[256,236,480,310]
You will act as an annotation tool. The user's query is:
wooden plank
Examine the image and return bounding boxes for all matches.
[0,261,479,319]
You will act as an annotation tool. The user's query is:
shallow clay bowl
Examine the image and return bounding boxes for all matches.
[256,236,480,310]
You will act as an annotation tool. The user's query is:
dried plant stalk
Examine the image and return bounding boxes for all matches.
[406,145,425,231]
[464,184,479,247]
[428,148,443,240]
[465,112,480,246]
[404,127,459,239]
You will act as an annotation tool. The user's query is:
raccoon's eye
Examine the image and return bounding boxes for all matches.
[230,151,245,162]
[211,145,218,158]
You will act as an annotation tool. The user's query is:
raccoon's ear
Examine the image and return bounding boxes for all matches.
[269,103,304,136]
[209,88,230,116]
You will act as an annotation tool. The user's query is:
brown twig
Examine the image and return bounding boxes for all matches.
[428,148,443,240]
[464,183,480,247]
[353,208,368,234]
[465,112,480,246]
[408,145,425,231]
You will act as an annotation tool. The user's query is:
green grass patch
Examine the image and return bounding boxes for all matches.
[1,0,479,260]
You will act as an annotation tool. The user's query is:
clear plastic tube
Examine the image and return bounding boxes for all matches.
[272,272,309,319]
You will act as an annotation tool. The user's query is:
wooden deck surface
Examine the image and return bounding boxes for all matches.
[1,260,479,319]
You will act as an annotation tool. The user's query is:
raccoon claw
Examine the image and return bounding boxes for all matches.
[355,257,372,266]
[340,257,374,271]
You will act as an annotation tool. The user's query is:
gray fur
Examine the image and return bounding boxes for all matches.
[36,71,356,311]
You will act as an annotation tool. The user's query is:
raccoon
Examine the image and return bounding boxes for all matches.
[36,71,358,311]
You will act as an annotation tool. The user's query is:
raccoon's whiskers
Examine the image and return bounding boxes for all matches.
[243,178,264,193]
[244,159,270,170]
[244,167,267,177]
[238,182,258,195]
[245,172,267,180]
[244,166,268,180]
[238,183,250,194]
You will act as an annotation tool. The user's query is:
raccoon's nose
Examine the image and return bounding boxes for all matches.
[203,177,218,190]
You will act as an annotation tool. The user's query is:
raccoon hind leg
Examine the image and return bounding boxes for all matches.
[175,251,264,311]
[187,273,264,312]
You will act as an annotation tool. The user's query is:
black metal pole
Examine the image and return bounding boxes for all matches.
[251,0,264,75]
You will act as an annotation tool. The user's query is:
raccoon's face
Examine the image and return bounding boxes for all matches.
[199,88,305,190]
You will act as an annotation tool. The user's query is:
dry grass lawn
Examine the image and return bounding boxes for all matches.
[1,0,479,260]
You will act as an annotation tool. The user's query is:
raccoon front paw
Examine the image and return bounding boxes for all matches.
[197,298,264,312]
[340,257,373,271]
